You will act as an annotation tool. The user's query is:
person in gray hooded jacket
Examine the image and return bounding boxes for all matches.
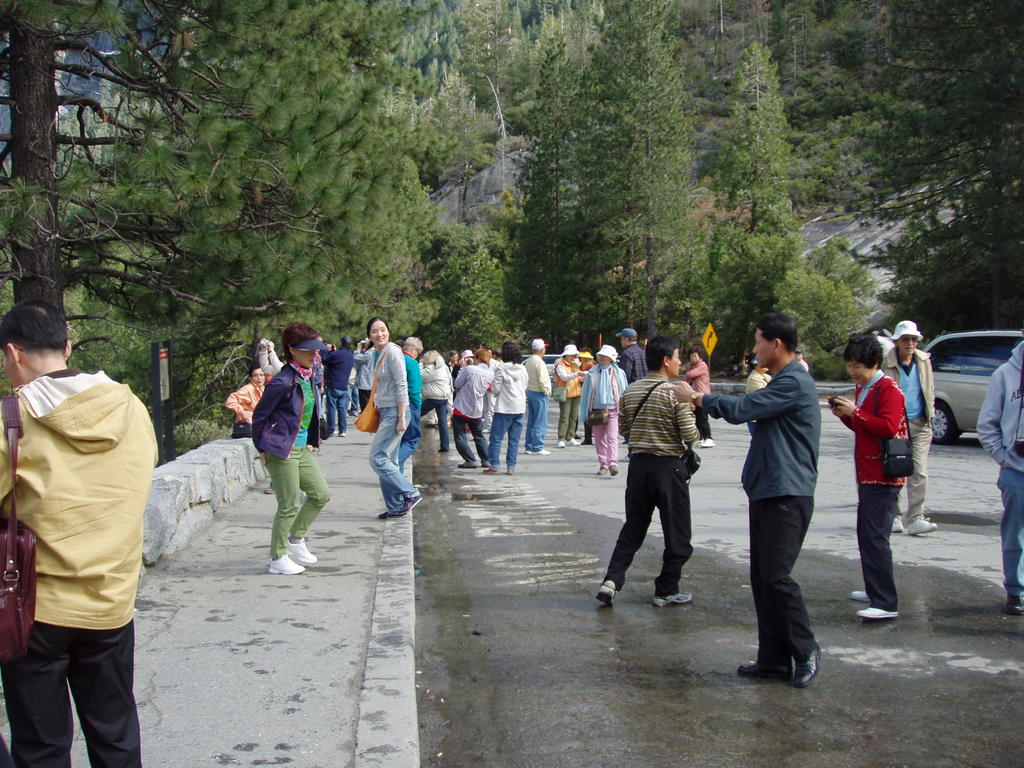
[977,333,1024,616]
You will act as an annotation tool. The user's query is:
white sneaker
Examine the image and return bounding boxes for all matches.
[536,449,551,455]
[569,438,581,446]
[286,538,318,565]
[268,554,305,575]
[652,592,693,607]
[557,441,567,449]
[906,518,938,535]
[698,439,715,448]
[857,607,898,620]
[850,590,870,602]
[596,580,616,605]
[892,517,905,533]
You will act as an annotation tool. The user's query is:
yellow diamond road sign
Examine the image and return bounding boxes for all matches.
[702,323,718,357]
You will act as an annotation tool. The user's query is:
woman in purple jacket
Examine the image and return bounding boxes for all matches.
[252,322,332,575]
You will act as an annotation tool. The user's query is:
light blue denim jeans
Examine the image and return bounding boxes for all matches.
[370,406,418,513]
[488,412,524,471]
[998,466,1024,596]
[525,390,549,452]
[326,387,350,434]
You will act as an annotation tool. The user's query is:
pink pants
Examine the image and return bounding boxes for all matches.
[592,408,620,469]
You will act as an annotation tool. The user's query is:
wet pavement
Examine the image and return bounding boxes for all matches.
[414,411,1023,768]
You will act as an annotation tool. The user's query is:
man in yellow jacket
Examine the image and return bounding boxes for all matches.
[0,300,157,767]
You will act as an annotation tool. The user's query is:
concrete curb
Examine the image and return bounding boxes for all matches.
[355,513,420,768]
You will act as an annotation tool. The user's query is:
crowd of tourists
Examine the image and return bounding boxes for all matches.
[225,311,1023,697]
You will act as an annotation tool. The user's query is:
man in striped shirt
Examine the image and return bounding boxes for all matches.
[596,336,700,608]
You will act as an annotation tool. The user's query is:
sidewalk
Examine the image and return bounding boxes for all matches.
[80,432,419,767]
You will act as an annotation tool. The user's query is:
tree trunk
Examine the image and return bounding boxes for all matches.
[9,22,63,309]
[644,232,656,339]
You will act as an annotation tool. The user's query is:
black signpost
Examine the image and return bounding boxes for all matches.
[150,340,175,465]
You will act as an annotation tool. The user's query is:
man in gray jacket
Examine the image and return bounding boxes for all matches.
[882,320,939,535]
[977,332,1024,616]
[676,312,821,688]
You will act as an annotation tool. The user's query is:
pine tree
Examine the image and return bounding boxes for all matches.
[869,0,1024,329]
[708,41,804,359]
[573,0,696,339]
[511,17,579,339]
[0,0,436,340]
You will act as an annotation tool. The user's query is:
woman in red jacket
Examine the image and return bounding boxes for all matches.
[829,335,908,621]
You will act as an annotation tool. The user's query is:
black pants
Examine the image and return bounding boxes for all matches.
[749,496,817,666]
[694,405,712,441]
[604,454,693,597]
[358,389,371,411]
[452,412,488,464]
[857,484,900,611]
[0,621,141,768]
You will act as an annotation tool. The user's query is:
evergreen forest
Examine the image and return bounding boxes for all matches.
[2,0,1022,450]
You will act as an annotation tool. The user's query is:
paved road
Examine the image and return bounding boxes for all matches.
[414,407,1022,768]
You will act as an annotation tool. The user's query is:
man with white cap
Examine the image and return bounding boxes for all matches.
[881,320,939,535]
[615,327,648,384]
[524,338,552,455]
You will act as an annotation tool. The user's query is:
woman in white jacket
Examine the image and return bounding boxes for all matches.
[420,350,454,453]
[485,341,529,475]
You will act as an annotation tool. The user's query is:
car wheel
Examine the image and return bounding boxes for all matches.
[931,401,960,445]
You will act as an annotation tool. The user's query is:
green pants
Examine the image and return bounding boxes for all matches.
[558,396,581,442]
[265,446,331,559]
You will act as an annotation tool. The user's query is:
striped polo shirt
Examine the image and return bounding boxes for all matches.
[618,374,699,456]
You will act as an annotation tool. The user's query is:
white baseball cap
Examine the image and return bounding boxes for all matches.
[531,338,546,351]
[891,320,923,340]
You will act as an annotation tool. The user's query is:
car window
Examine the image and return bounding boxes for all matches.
[930,336,1017,376]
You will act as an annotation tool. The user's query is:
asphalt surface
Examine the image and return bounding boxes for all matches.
[414,407,1023,768]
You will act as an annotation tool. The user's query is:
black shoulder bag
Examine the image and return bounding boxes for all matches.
[631,382,701,476]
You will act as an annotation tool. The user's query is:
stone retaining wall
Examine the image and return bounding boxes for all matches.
[143,438,266,566]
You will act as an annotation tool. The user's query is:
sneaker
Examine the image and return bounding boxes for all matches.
[339,431,347,438]
[892,517,905,533]
[482,467,500,475]
[268,554,305,575]
[1004,594,1024,616]
[263,487,276,495]
[536,449,551,455]
[506,468,515,475]
[377,508,408,519]
[480,460,491,468]
[569,438,581,446]
[698,439,715,448]
[457,461,479,469]
[609,465,618,477]
[857,607,898,620]
[286,538,317,565]
[596,580,616,605]
[557,441,567,449]
[597,466,609,476]
[906,517,938,535]
[850,590,870,602]
[581,439,593,445]
[523,450,538,455]
[404,495,422,512]
[653,592,693,607]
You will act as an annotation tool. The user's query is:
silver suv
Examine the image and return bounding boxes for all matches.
[925,330,1022,444]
